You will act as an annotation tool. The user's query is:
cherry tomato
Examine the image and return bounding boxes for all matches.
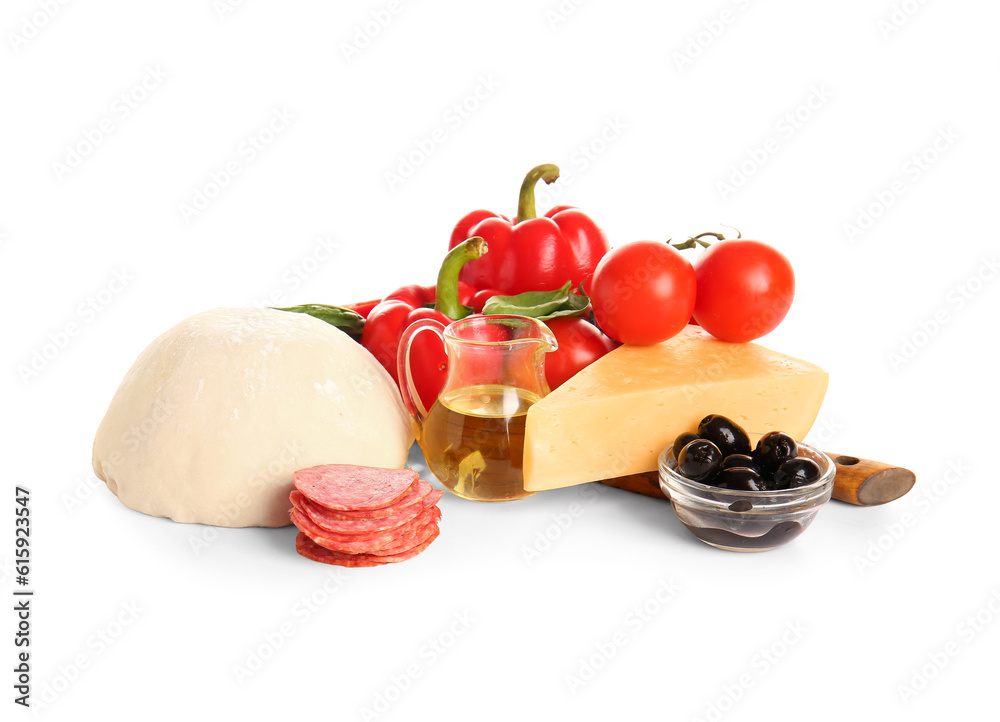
[588,241,697,345]
[542,317,617,390]
[692,240,794,343]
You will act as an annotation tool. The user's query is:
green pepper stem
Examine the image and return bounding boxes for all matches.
[516,163,560,222]
[434,237,488,319]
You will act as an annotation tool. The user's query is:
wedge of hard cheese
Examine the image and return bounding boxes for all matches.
[522,326,827,491]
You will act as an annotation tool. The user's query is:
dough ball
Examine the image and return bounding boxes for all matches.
[92,308,414,527]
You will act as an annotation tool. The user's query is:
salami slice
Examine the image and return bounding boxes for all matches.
[293,464,419,511]
[289,483,441,522]
[290,463,444,568]
[368,518,440,556]
[291,480,431,520]
[291,488,442,532]
[295,528,440,567]
[297,493,442,535]
[292,506,440,553]
[291,504,439,546]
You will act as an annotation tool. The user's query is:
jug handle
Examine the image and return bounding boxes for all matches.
[396,317,448,429]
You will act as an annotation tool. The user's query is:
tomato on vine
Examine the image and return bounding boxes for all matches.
[691,239,795,343]
[589,241,697,346]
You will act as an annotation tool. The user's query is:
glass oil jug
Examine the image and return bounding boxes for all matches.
[398,314,557,502]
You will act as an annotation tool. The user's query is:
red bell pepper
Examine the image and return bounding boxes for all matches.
[467,287,507,313]
[343,281,502,319]
[340,298,383,319]
[448,163,610,296]
[361,238,489,411]
[542,316,617,390]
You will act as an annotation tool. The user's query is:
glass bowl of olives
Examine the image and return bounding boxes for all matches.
[657,415,836,552]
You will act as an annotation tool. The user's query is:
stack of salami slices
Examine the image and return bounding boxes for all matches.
[290,464,444,567]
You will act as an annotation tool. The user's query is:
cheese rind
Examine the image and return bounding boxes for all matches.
[523,327,827,491]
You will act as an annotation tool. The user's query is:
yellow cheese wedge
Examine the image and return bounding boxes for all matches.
[523,326,828,491]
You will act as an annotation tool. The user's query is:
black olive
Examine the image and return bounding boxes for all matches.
[713,467,764,492]
[773,457,822,489]
[673,431,700,455]
[697,414,752,457]
[721,454,758,471]
[753,431,799,474]
[677,439,723,482]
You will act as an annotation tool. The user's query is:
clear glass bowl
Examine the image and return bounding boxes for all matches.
[658,442,835,552]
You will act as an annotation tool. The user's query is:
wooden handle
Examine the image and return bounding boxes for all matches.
[599,452,915,507]
[601,471,667,499]
[826,453,916,506]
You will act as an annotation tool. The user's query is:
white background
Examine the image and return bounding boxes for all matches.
[3,1,998,720]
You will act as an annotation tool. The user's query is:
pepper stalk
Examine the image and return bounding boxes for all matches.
[434,236,489,319]
[516,163,560,222]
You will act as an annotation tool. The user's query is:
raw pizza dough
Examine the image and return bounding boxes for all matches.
[91,307,414,527]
